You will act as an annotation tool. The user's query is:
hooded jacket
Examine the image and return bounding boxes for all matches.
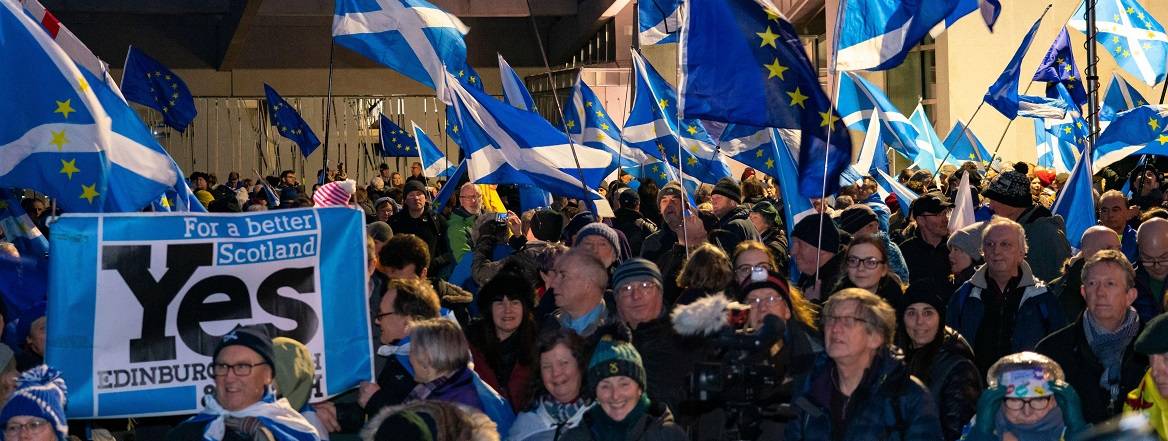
[901,327,981,441]
[711,205,760,256]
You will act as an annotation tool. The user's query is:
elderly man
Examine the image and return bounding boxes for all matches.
[786,288,940,440]
[790,214,845,302]
[1051,225,1123,318]
[1135,218,1168,320]
[447,183,483,263]
[641,181,712,303]
[947,217,1067,374]
[169,326,319,441]
[1037,250,1148,424]
[900,192,955,289]
[709,178,760,255]
[1098,190,1139,263]
[1123,313,1168,438]
[979,164,1072,282]
[543,250,613,337]
[359,278,442,417]
[389,181,452,276]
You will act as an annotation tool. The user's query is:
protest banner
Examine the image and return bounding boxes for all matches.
[45,207,372,418]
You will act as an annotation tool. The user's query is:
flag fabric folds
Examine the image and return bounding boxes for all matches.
[1033,28,1088,108]
[432,159,466,213]
[497,54,535,112]
[908,103,948,171]
[985,13,1046,119]
[717,124,784,177]
[1052,145,1095,249]
[1033,119,1079,174]
[120,46,197,131]
[639,0,681,45]
[0,190,49,258]
[1094,105,1168,173]
[774,130,815,279]
[379,114,415,157]
[412,122,455,178]
[834,0,962,71]
[1069,0,1168,87]
[943,120,992,164]
[948,171,976,232]
[873,169,919,214]
[564,77,627,179]
[678,0,849,197]
[333,0,472,99]
[264,84,321,157]
[837,72,923,162]
[1102,72,1150,122]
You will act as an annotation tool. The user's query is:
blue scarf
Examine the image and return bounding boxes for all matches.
[1084,307,1140,400]
[993,405,1064,441]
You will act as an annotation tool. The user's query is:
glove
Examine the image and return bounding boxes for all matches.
[1050,382,1087,435]
[224,416,269,441]
[970,385,1007,437]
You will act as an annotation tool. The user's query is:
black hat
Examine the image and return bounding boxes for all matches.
[1136,313,1168,355]
[910,192,954,218]
[750,201,779,226]
[657,181,684,206]
[403,180,427,197]
[213,325,277,374]
[712,178,743,203]
[530,208,564,242]
[618,188,640,208]
[982,165,1033,208]
[792,214,841,252]
[476,270,535,315]
[835,204,877,235]
[898,280,947,316]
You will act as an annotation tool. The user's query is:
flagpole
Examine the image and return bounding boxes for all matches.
[322,40,336,177]
[1084,0,1101,149]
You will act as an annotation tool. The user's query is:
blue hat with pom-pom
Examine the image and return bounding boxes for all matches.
[0,365,68,441]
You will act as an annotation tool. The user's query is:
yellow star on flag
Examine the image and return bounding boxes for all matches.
[765,8,781,22]
[764,59,789,80]
[1113,36,1121,43]
[586,102,593,108]
[566,120,576,129]
[787,88,809,108]
[755,149,764,158]
[1159,134,1168,144]
[469,76,478,84]
[687,156,697,166]
[1127,6,1135,14]
[54,99,76,118]
[458,70,465,77]
[756,27,779,49]
[1150,118,1160,130]
[59,159,79,179]
[452,125,460,133]
[819,111,838,127]
[50,129,68,150]
[1123,49,1131,58]
[1064,126,1072,134]
[595,110,604,118]
[765,158,775,169]
[79,183,99,204]
[598,133,607,141]
[651,165,659,173]
[160,195,172,209]
[686,125,698,135]
[671,155,679,165]
[77,77,88,92]
[599,123,609,131]
[1056,57,1064,64]
[658,98,668,109]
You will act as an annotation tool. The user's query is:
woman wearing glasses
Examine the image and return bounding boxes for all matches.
[786,288,941,441]
[960,352,1087,441]
[833,234,905,304]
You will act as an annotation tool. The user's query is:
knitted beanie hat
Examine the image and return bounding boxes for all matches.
[611,258,662,290]
[947,222,986,262]
[712,178,743,203]
[573,223,620,258]
[587,326,646,392]
[791,214,841,252]
[657,181,685,207]
[835,204,877,235]
[0,366,68,441]
[403,180,427,198]
[213,325,277,375]
[982,163,1033,208]
[312,179,356,207]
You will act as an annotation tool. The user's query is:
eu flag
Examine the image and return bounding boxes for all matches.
[679,0,849,197]
[1032,28,1087,109]
[379,114,414,157]
[264,84,321,157]
[120,46,197,131]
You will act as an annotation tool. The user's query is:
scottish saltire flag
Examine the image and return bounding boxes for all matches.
[412,122,455,178]
[943,120,992,163]
[874,169,919,214]
[843,113,892,186]
[379,114,414,156]
[1093,105,1168,172]
[21,0,120,98]
[1043,84,1089,151]
[442,73,615,216]
[498,54,535,112]
[678,0,848,196]
[835,0,963,71]
[1053,146,1095,248]
[120,46,196,131]
[837,72,923,160]
[0,190,49,258]
[1033,28,1088,108]
[564,77,627,178]
[1070,0,1168,87]
[639,0,681,45]
[908,104,947,171]
[986,14,1046,119]
[774,130,815,279]
[1102,72,1149,121]
[1034,119,1079,174]
[1017,94,1072,120]
[152,176,207,213]
[624,50,731,187]
[264,84,321,157]
[333,0,471,99]
[717,124,783,176]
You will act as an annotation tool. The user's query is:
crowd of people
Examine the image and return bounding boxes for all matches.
[7,158,1168,440]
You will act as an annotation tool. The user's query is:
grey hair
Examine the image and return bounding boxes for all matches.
[822,288,896,345]
[982,216,1028,254]
[409,319,470,374]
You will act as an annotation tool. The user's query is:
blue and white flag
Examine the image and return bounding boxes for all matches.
[624,49,731,187]
[717,124,782,176]
[412,122,455,178]
[908,103,948,171]
[774,130,815,279]
[497,54,535,112]
[1102,72,1149,122]
[120,46,197,132]
[835,0,963,71]
[985,13,1046,119]
[1017,94,1072,120]
[1070,0,1168,87]
[564,77,628,179]
[1053,144,1095,248]
[1034,119,1079,174]
[639,0,681,45]
[837,72,923,161]
[47,208,372,418]
[1042,84,1089,153]
[443,73,615,216]
[0,190,49,259]
[264,84,321,157]
[379,114,414,157]
[932,0,1002,35]
[433,159,466,213]
[1033,28,1088,108]
[843,113,891,187]
[943,120,992,164]
[333,0,471,100]
[1094,105,1168,172]
[873,169,919,214]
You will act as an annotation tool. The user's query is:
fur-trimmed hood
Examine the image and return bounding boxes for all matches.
[360,400,499,441]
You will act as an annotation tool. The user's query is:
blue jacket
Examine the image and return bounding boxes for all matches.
[946,261,1067,354]
[786,348,943,441]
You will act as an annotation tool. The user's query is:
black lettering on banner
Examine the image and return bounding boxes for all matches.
[257,267,318,343]
[102,244,213,363]
[178,275,253,357]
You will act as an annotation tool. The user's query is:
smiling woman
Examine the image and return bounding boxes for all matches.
[467,270,537,413]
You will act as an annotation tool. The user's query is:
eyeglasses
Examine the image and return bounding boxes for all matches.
[374,311,397,321]
[1141,254,1168,268]
[459,194,481,200]
[1003,396,1052,411]
[5,420,50,435]
[735,263,774,277]
[846,256,885,269]
[824,315,869,329]
[211,362,269,377]
[616,281,660,297]
[747,295,786,307]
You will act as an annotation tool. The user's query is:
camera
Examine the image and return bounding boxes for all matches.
[495,212,509,224]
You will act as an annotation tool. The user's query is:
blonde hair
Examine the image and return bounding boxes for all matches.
[677,243,734,293]
[822,288,896,345]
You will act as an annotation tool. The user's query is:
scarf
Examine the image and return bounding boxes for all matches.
[587,394,650,441]
[405,372,454,402]
[1084,307,1140,400]
[992,404,1065,441]
[189,388,319,441]
[539,395,592,426]
[1125,370,1168,439]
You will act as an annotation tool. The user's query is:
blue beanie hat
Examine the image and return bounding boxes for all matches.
[0,366,68,441]
[213,325,277,375]
[573,223,621,262]
[611,258,662,290]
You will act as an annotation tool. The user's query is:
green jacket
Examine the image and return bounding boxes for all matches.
[447,208,479,262]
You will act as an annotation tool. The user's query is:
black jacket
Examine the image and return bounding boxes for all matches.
[629,316,710,415]
[796,252,844,304]
[1050,256,1086,319]
[613,207,658,257]
[364,354,417,418]
[389,204,452,274]
[560,400,687,441]
[1035,316,1148,424]
[899,231,952,291]
[711,206,760,256]
[758,225,790,274]
[640,227,688,305]
[901,327,981,441]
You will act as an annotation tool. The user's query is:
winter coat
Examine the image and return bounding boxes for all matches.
[508,400,592,441]
[364,354,417,418]
[899,230,952,291]
[1049,256,1086,320]
[469,330,535,413]
[758,225,790,274]
[389,203,453,275]
[901,327,981,441]
[471,232,550,289]
[558,401,687,441]
[946,260,1067,372]
[629,316,711,415]
[447,207,480,263]
[640,228,688,305]
[1133,264,1167,324]
[612,208,657,257]
[786,348,943,441]
[433,278,474,328]
[1015,204,1072,283]
[711,206,760,257]
[1035,316,1148,424]
[796,253,845,304]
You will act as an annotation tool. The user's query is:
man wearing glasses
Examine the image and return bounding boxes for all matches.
[1135,218,1168,320]
[169,325,319,441]
[1097,190,1139,263]
[447,183,484,263]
